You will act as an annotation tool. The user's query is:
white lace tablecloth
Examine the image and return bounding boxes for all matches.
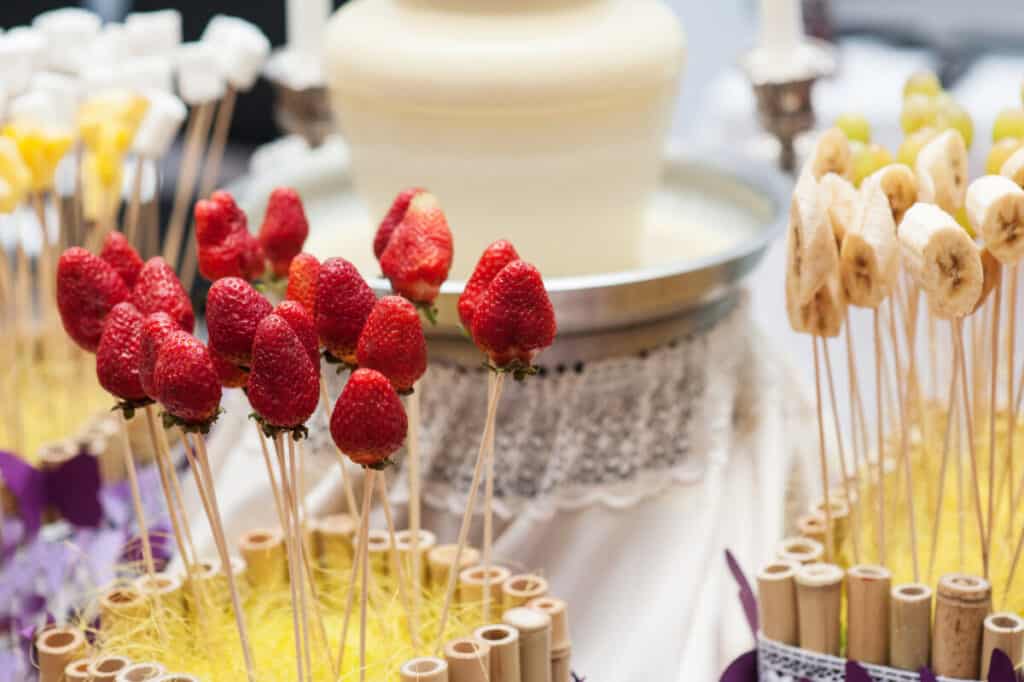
[178,293,817,681]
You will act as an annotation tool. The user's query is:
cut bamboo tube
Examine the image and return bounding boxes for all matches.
[460,565,512,619]
[502,575,549,611]
[65,659,94,682]
[756,560,800,645]
[36,627,88,682]
[775,537,824,565]
[846,564,891,665]
[527,597,570,682]
[116,662,167,681]
[88,655,132,682]
[401,657,450,682]
[353,528,391,579]
[890,583,932,671]
[794,563,843,655]
[99,586,146,636]
[475,624,521,682]
[503,607,552,682]
[314,513,356,570]
[238,527,288,587]
[932,573,992,678]
[796,513,826,548]
[981,612,1024,679]
[809,498,850,562]
[211,555,248,607]
[134,572,184,622]
[444,638,491,682]
[397,528,437,586]
[429,544,481,591]
[182,558,220,614]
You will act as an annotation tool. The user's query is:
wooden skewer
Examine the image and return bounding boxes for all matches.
[1005,266,1018,537]
[985,277,1002,576]
[873,308,887,565]
[321,380,360,522]
[821,338,861,564]
[287,436,314,682]
[143,406,194,571]
[337,478,371,674]
[956,385,966,574]
[844,312,869,521]
[436,373,506,653]
[927,332,961,582]
[161,102,215,271]
[954,319,989,577]
[376,470,417,649]
[406,384,422,650]
[272,433,307,682]
[124,156,146,248]
[117,414,156,577]
[482,371,500,621]
[358,472,375,682]
[810,337,835,565]
[888,297,920,582]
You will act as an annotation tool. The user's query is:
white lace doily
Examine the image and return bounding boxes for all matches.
[757,636,975,682]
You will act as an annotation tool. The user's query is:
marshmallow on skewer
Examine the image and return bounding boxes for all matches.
[176,43,227,106]
[120,57,175,95]
[32,8,101,74]
[125,10,183,57]
[0,29,48,96]
[30,72,80,128]
[133,90,187,160]
[201,16,271,92]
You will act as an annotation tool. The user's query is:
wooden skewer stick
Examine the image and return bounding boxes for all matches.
[985,277,1002,574]
[844,312,869,520]
[482,371,500,621]
[358,471,375,682]
[376,470,418,649]
[143,406,195,572]
[321,380,360,522]
[436,373,506,652]
[810,337,836,564]
[1005,266,1018,536]
[406,384,422,650]
[161,102,215,271]
[821,339,861,564]
[956,387,966,573]
[271,433,307,682]
[337,478,372,674]
[889,296,920,581]
[954,319,989,577]
[286,436,314,682]
[117,414,156,577]
[927,333,961,582]
[124,156,146,248]
[873,309,887,565]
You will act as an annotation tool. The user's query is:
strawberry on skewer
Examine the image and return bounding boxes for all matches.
[373,186,423,260]
[132,257,196,334]
[356,295,427,395]
[258,187,309,278]
[206,277,273,367]
[100,231,144,289]
[315,257,375,369]
[96,302,151,416]
[195,191,266,283]
[458,239,519,331]
[56,247,130,352]
[285,252,319,315]
[248,313,320,439]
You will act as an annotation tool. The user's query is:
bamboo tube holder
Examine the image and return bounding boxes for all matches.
[397,528,437,585]
[775,537,824,565]
[890,582,932,671]
[809,498,849,560]
[401,657,450,682]
[475,624,522,682]
[460,565,512,618]
[116,662,167,681]
[444,638,492,682]
[99,586,147,638]
[65,659,95,681]
[794,563,843,655]
[756,560,800,645]
[527,597,570,682]
[354,528,392,578]
[502,574,549,611]
[134,572,184,622]
[36,626,88,682]
[211,555,248,607]
[981,612,1024,679]
[845,564,891,665]
[314,513,356,570]
[503,607,552,682]
[182,559,220,613]
[88,655,132,682]
[429,544,481,591]
[238,527,288,587]
[932,573,991,679]
[796,513,827,548]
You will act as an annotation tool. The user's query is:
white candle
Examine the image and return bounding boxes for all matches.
[759,0,803,53]
[287,0,332,56]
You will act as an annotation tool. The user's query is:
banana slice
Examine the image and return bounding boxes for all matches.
[1001,145,1024,188]
[803,127,852,181]
[820,173,858,246]
[971,248,1002,315]
[861,163,918,223]
[786,170,837,307]
[840,182,899,308]
[966,175,1024,264]
[898,202,983,319]
[787,275,845,337]
[915,129,968,214]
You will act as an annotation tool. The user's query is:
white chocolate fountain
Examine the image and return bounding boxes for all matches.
[324,0,686,277]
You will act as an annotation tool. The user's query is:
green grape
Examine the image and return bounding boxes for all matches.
[897,127,940,167]
[900,94,939,134]
[903,71,942,99]
[851,142,894,187]
[836,113,871,144]
[935,94,974,148]
[992,108,1024,143]
[986,138,1024,175]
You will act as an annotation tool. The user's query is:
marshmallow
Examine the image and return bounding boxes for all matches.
[80,65,123,94]
[120,56,174,94]
[0,82,7,123]
[176,42,227,104]
[8,90,73,130]
[132,90,187,158]
[201,15,271,91]
[0,28,48,95]
[33,8,101,73]
[29,71,80,126]
[125,10,183,57]
[86,22,132,65]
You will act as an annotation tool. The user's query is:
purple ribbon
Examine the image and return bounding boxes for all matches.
[0,448,102,538]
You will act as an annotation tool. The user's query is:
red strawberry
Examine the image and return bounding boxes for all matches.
[379,192,453,305]
[210,346,249,389]
[356,296,426,393]
[95,302,148,403]
[56,247,130,352]
[373,187,423,260]
[274,300,319,369]
[285,252,319,315]
[470,260,556,370]
[239,233,266,281]
[195,191,266,282]
[153,331,222,427]
[315,257,376,365]
[139,312,180,400]
[248,314,320,429]
[100,231,144,288]
[195,191,246,246]
[206,277,273,366]
[458,240,519,330]
[330,368,407,468]
[132,257,195,333]
[258,187,309,277]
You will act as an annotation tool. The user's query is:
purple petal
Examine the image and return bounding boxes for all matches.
[846,661,873,682]
[0,451,46,537]
[918,667,937,682]
[719,650,757,682]
[46,450,103,528]
[988,649,1017,682]
[724,549,759,638]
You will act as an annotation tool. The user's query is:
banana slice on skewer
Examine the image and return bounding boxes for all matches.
[966,175,1024,263]
[915,129,968,214]
[803,127,852,181]
[1001,145,1024,188]
[786,170,837,306]
[840,182,899,308]
[898,202,983,319]
[787,275,845,338]
[861,163,918,223]
[971,248,1002,315]
[820,173,858,246]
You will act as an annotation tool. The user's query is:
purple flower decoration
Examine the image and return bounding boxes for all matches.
[988,649,1018,682]
[919,666,937,682]
[846,661,872,682]
[0,448,102,540]
[119,522,175,571]
[725,549,759,639]
[719,650,757,682]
